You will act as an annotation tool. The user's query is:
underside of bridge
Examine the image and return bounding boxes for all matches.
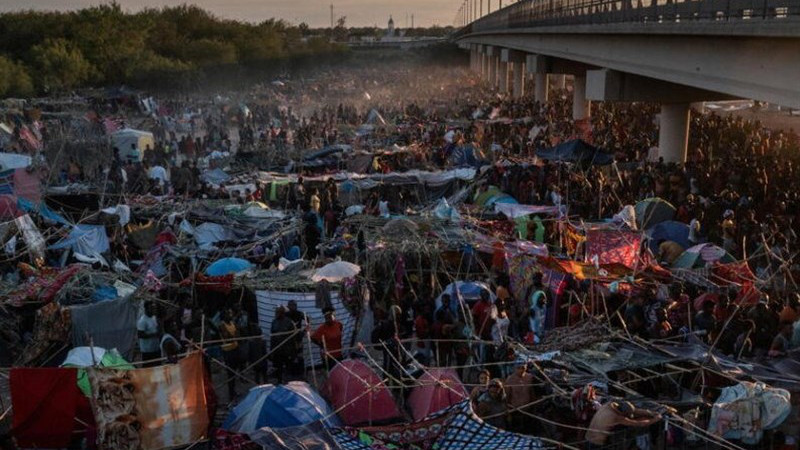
[458,20,800,163]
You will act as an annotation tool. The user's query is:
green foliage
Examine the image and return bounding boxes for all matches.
[0,55,34,97]
[31,38,94,91]
[0,3,347,96]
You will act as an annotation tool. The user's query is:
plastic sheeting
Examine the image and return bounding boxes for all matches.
[194,222,236,248]
[49,224,110,257]
[205,257,253,276]
[494,203,559,219]
[708,381,791,444]
[322,359,402,426]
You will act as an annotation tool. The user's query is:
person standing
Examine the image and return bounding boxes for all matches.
[219,309,241,400]
[311,307,344,371]
[270,306,296,383]
[505,363,535,433]
[585,401,660,448]
[137,302,160,366]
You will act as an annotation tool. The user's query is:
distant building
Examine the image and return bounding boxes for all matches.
[386,16,395,37]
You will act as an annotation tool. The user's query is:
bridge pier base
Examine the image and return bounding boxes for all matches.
[572,75,591,120]
[658,103,690,163]
[512,62,525,98]
[534,72,549,102]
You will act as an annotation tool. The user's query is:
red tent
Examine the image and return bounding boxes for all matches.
[321,359,402,426]
[408,368,468,421]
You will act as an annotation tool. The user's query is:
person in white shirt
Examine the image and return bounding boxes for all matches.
[688,210,704,244]
[137,302,160,366]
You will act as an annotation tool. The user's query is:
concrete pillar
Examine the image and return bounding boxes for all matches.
[535,72,549,102]
[691,101,706,114]
[481,52,489,78]
[572,75,590,120]
[512,62,525,99]
[552,74,567,90]
[489,56,498,88]
[658,103,690,163]
[498,61,509,93]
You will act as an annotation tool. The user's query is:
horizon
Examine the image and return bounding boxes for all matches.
[0,0,454,29]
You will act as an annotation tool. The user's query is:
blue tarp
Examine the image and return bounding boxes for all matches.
[17,197,70,226]
[448,145,482,168]
[223,382,341,433]
[49,225,110,255]
[205,257,253,276]
[646,220,692,253]
[536,139,613,165]
[200,168,232,185]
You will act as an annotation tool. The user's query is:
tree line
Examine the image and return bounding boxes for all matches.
[0,3,350,97]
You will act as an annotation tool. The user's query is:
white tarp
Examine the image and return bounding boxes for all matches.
[255,290,355,367]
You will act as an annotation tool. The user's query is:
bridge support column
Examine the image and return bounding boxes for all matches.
[488,55,499,88]
[512,62,525,98]
[552,74,566,90]
[481,52,489,79]
[498,61,509,93]
[534,72,548,102]
[572,75,591,120]
[658,103,690,163]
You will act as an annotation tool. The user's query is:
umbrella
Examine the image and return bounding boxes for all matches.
[321,359,402,425]
[223,382,341,432]
[635,198,676,230]
[205,257,253,276]
[408,368,468,421]
[311,261,361,282]
[672,243,736,269]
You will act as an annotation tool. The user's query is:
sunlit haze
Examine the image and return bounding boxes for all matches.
[0,0,453,28]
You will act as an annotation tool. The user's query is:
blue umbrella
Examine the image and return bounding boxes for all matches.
[223,382,341,432]
[205,257,253,276]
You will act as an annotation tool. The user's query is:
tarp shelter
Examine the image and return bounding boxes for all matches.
[256,290,355,367]
[223,382,341,433]
[635,198,676,230]
[205,257,253,276]
[672,243,736,269]
[708,381,791,444]
[111,128,154,162]
[0,152,31,170]
[49,224,110,259]
[435,281,495,314]
[536,139,613,165]
[408,368,468,421]
[61,346,133,396]
[311,261,361,283]
[322,359,402,425]
[646,220,691,253]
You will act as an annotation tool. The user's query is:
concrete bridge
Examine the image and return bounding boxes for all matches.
[452,0,800,162]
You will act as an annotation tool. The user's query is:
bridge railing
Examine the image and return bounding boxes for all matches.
[463,0,800,32]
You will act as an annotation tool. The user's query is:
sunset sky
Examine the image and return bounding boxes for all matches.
[0,0,456,28]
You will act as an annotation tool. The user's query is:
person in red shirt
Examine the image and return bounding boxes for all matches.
[472,291,495,364]
[311,307,344,371]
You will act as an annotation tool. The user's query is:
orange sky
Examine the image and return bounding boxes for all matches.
[0,0,456,28]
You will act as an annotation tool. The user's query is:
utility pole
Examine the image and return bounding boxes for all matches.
[330,3,334,28]
[480,0,484,17]
[411,13,414,28]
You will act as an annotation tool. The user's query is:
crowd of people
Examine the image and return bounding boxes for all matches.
[2,47,799,448]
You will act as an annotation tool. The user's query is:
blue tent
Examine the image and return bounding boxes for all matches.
[646,220,691,253]
[537,139,613,165]
[205,257,253,276]
[223,382,341,432]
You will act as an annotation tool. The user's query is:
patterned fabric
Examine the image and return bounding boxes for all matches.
[585,229,642,269]
[0,168,16,195]
[330,401,552,450]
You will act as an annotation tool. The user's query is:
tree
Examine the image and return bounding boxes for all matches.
[0,56,34,97]
[31,38,93,91]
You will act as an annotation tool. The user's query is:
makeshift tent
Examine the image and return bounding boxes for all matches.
[635,198,676,230]
[205,257,253,276]
[0,152,31,170]
[708,381,791,444]
[61,346,133,396]
[672,243,736,269]
[408,368,468,421]
[646,220,691,253]
[311,261,361,282]
[111,128,154,162]
[223,382,340,432]
[256,290,355,367]
[536,139,613,165]
[322,359,402,425]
